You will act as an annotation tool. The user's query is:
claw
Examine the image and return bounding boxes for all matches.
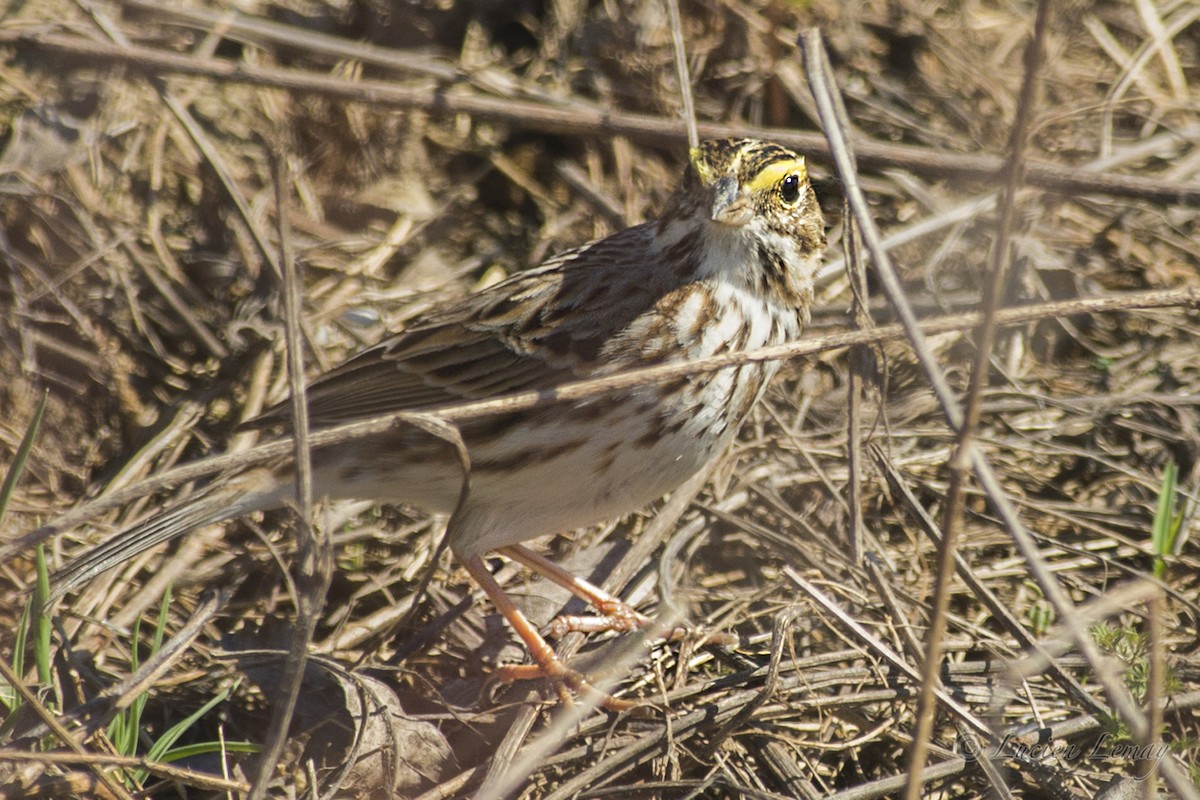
[460,552,641,711]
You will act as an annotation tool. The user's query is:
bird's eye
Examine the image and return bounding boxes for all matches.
[780,173,802,205]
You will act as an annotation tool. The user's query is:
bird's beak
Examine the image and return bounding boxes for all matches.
[710,176,752,227]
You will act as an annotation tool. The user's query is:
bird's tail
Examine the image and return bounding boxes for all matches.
[49,470,285,600]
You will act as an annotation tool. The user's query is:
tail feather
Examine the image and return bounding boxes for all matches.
[49,480,274,600]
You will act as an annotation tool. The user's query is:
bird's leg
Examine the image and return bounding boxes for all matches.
[458,554,636,711]
[496,544,656,639]
[498,544,737,647]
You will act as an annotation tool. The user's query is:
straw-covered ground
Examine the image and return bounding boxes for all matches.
[1,0,1198,797]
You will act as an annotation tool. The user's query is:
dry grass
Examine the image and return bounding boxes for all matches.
[1,0,1199,798]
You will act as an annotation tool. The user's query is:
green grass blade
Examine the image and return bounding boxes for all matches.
[152,586,172,655]
[2,604,31,714]
[137,681,240,783]
[157,739,261,762]
[33,546,52,686]
[0,390,47,523]
[1151,461,1178,579]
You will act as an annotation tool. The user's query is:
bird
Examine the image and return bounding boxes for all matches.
[47,137,826,708]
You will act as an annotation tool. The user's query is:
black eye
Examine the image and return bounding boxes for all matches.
[780,173,802,205]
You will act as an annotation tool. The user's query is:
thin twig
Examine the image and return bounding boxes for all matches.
[665,0,698,151]
[4,29,1199,204]
[797,27,1200,800]
[0,658,135,800]
[0,747,250,793]
[8,286,1198,566]
[1143,590,1165,797]
[873,449,1107,719]
[246,144,320,800]
[783,569,990,738]
[906,4,1050,794]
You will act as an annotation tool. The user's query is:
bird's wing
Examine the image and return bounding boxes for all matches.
[248,222,672,430]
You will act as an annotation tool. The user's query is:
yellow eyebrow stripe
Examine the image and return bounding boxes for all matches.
[746,158,806,193]
[689,146,713,183]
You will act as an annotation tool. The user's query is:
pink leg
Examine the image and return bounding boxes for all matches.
[459,553,636,711]
[496,544,655,638]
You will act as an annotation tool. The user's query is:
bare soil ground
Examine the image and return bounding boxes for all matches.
[1,0,1198,798]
